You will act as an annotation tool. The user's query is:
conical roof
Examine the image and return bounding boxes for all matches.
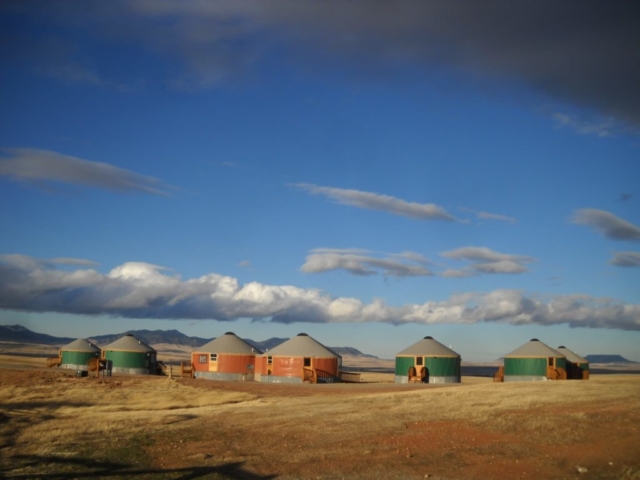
[557,346,588,364]
[102,334,156,353]
[197,332,262,355]
[504,339,564,358]
[397,336,460,357]
[61,338,100,353]
[265,333,339,358]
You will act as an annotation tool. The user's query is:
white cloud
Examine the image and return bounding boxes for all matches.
[441,268,474,278]
[441,246,535,275]
[1,254,638,330]
[49,257,100,267]
[301,249,431,277]
[238,260,252,268]
[0,148,174,195]
[476,211,517,224]
[552,112,615,137]
[573,209,640,241]
[292,183,457,221]
[472,260,528,274]
[391,251,431,264]
[460,207,517,224]
[609,251,640,268]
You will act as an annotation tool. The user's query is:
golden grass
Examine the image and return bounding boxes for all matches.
[1,370,639,479]
[0,354,48,369]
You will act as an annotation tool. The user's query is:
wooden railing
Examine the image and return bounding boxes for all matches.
[303,368,341,384]
[180,361,194,378]
[493,366,504,383]
[47,357,61,368]
[303,367,317,383]
[546,366,567,380]
[156,361,168,376]
[87,358,112,377]
[340,371,361,383]
[315,368,339,384]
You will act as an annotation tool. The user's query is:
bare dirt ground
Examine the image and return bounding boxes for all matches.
[1,356,640,480]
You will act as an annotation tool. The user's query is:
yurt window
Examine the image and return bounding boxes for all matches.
[267,356,273,365]
[210,354,217,362]
[548,357,554,367]
[198,354,207,364]
[416,357,423,366]
[303,357,311,367]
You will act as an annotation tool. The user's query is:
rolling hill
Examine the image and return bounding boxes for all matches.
[0,324,378,358]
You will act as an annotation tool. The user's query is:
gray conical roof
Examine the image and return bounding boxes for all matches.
[397,336,460,357]
[504,339,564,358]
[102,334,156,353]
[197,332,262,355]
[264,333,339,358]
[61,338,100,353]
[557,346,588,364]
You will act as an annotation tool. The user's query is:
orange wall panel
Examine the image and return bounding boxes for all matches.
[218,354,256,373]
[191,352,210,372]
[272,356,304,378]
[313,357,339,375]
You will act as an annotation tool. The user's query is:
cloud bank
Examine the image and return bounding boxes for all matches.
[3,1,639,126]
[1,254,638,330]
[0,148,173,195]
[293,183,456,221]
[301,248,431,277]
[573,209,640,241]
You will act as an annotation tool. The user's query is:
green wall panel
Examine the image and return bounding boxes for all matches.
[61,351,98,365]
[556,357,566,370]
[504,357,546,376]
[105,351,149,369]
[395,356,415,376]
[425,357,460,377]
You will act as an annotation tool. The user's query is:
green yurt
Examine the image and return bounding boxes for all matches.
[557,346,589,380]
[395,336,461,384]
[59,338,100,371]
[101,334,157,375]
[503,339,566,382]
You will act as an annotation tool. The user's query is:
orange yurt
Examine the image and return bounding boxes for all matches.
[191,332,262,381]
[256,333,341,384]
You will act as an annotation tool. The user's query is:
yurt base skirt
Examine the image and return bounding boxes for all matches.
[61,363,89,371]
[110,367,153,375]
[195,372,255,381]
[261,375,303,384]
[395,375,460,384]
[504,375,548,382]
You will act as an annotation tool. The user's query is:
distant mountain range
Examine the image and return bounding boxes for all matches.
[584,354,638,364]
[0,324,377,358]
[0,324,75,345]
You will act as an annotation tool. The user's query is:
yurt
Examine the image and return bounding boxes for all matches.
[191,332,262,381]
[256,333,341,384]
[395,336,461,384]
[101,334,157,375]
[59,338,100,371]
[503,339,566,382]
[557,346,589,380]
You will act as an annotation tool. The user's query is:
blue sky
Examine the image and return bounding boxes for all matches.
[1,1,639,361]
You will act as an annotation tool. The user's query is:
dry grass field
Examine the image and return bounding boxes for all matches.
[1,356,640,480]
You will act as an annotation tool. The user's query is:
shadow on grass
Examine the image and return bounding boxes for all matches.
[2,454,276,479]
[3,400,94,411]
